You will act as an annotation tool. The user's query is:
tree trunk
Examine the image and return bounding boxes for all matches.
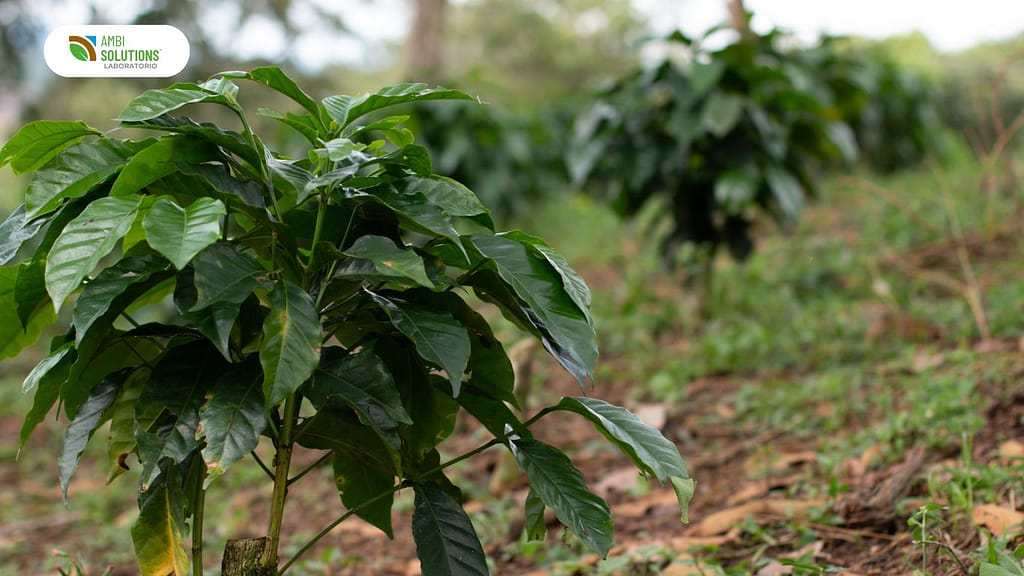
[222,537,274,576]
[406,0,447,83]
[726,0,754,41]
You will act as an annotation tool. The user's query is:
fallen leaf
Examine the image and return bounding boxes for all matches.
[726,477,801,506]
[669,530,741,551]
[613,488,680,517]
[998,440,1024,463]
[972,504,1024,535]
[631,402,668,430]
[593,467,644,498]
[690,499,825,537]
[661,559,703,576]
[756,561,791,576]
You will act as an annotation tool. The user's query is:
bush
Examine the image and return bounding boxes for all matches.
[0,68,692,575]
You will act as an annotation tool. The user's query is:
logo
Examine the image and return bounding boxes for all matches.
[68,35,97,61]
[44,25,189,78]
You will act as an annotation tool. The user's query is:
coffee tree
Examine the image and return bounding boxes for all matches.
[0,68,693,575]
[569,29,856,265]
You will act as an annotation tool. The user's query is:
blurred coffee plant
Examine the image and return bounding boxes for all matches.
[568,27,944,271]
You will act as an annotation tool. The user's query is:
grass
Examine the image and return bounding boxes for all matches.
[2,145,1024,574]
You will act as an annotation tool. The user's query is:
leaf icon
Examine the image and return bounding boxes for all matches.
[70,43,89,61]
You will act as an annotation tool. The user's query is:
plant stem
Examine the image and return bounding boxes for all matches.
[287,452,332,487]
[250,451,276,481]
[277,484,402,576]
[260,393,300,571]
[192,479,206,576]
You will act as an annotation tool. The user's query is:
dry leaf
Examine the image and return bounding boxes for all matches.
[690,499,824,536]
[613,488,680,517]
[998,440,1024,463]
[669,530,741,551]
[631,402,669,430]
[593,467,644,498]
[661,559,704,576]
[973,504,1024,535]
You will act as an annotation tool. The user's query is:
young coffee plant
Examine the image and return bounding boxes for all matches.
[568,29,856,265]
[0,67,693,575]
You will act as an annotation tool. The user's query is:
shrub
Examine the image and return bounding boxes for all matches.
[0,68,692,575]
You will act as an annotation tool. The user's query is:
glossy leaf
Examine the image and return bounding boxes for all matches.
[342,235,433,288]
[334,454,396,538]
[224,66,325,128]
[131,478,189,576]
[142,197,226,269]
[259,107,320,144]
[501,231,592,325]
[324,83,477,132]
[191,243,268,310]
[0,205,44,266]
[73,256,169,345]
[111,135,220,198]
[117,84,239,122]
[200,359,266,487]
[14,258,48,327]
[122,114,262,170]
[305,347,410,458]
[511,437,613,557]
[0,120,100,174]
[411,482,489,576]
[524,487,546,541]
[59,372,123,502]
[363,185,461,246]
[173,268,241,360]
[25,138,151,219]
[19,342,74,450]
[714,168,759,214]
[468,234,597,387]
[766,167,804,222]
[551,397,687,480]
[369,291,470,396]
[44,196,140,312]
[260,280,322,408]
[400,176,493,230]
[135,342,224,489]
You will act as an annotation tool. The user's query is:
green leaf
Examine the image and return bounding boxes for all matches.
[111,135,220,198]
[400,176,493,230]
[297,410,396,471]
[369,291,470,396]
[173,267,241,360]
[511,437,613,557]
[0,205,44,265]
[142,197,225,269]
[324,83,477,132]
[135,343,224,490]
[364,185,461,246]
[131,477,190,576]
[260,280,322,408]
[502,231,592,325]
[467,234,597,387]
[14,258,48,327]
[191,243,269,310]
[305,347,410,461]
[44,196,140,312]
[117,83,239,122]
[411,482,489,576]
[59,371,123,502]
[714,168,759,214]
[121,115,262,169]
[524,487,547,541]
[0,265,56,360]
[700,92,745,137]
[549,397,693,521]
[224,66,325,129]
[64,335,164,422]
[200,359,266,487]
[0,120,100,174]
[766,167,805,222]
[20,342,74,450]
[25,138,152,219]
[342,235,433,288]
[826,121,858,164]
[73,256,170,345]
[334,454,396,538]
[106,368,148,482]
[259,107,320,144]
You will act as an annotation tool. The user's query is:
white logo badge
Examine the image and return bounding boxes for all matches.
[44,25,190,78]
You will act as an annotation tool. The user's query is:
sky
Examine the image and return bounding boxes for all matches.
[16,0,1024,70]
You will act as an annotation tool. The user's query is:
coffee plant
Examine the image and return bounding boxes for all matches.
[568,29,856,263]
[0,67,693,575]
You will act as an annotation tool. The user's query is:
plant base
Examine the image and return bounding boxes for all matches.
[222,537,274,576]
